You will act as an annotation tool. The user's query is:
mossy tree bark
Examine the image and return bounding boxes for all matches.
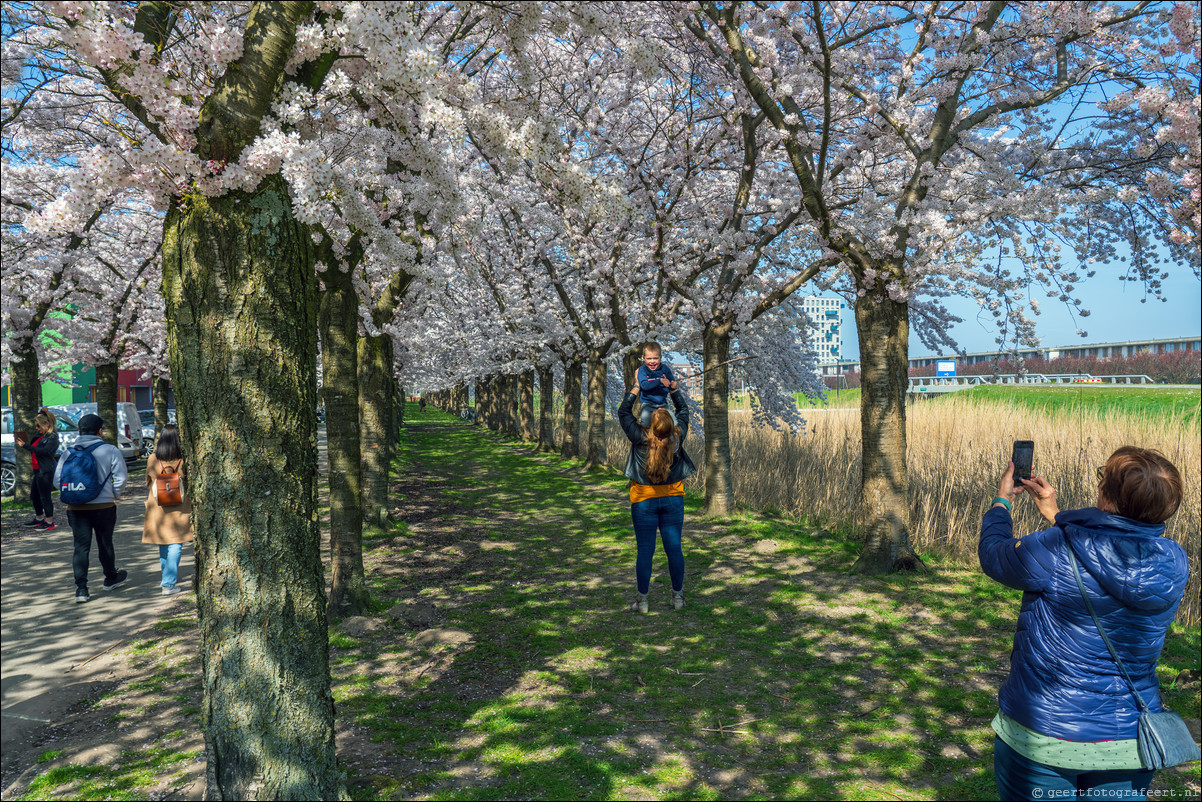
[537,366,555,452]
[518,371,536,441]
[560,360,582,459]
[357,266,413,529]
[104,2,345,798]
[477,376,493,430]
[320,263,369,617]
[163,174,343,801]
[8,340,41,495]
[358,333,394,530]
[94,362,119,447]
[154,376,171,440]
[502,375,517,437]
[583,348,608,470]
[851,296,924,574]
[702,321,735,516]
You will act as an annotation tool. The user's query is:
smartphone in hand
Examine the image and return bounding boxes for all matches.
[1012,440,1035,483]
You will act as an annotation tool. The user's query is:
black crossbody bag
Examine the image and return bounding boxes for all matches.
[1066,538,1201,771]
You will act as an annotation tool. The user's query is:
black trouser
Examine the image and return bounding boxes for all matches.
[68,507,118,589]
[30,472,54,518]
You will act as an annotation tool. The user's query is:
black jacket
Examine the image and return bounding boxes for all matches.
[22,430,59,476]
[618,389,696,486]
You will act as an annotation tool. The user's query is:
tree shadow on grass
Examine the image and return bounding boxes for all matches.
[333,420,1031,800]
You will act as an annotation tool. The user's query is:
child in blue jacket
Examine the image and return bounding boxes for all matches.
[636,342,677,426]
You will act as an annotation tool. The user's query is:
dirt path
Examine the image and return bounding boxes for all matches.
[0,456,200,793]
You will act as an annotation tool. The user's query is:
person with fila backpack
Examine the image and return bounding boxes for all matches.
[53,413,130,603]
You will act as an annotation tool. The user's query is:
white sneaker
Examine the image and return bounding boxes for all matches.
[671,591,685,610]
[161,586,182,596]
[630,594,649,614]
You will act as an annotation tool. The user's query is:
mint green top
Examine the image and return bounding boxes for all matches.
[992,711,1143,770]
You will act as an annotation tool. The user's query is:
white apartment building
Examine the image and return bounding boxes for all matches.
[802,296,845,371]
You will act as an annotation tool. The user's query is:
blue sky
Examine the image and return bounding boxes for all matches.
[835,260,1200,359]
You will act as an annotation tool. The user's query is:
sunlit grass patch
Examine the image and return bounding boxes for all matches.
[17,746,200,802]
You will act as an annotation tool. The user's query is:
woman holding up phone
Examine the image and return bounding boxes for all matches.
[979,447,1190,800]
[14,407,60,531]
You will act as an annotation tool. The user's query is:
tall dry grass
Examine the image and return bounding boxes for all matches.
[580,396,1200,625]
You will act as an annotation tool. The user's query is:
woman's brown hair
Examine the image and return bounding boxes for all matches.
[1099,446,1184,524]
[643,407,680,484]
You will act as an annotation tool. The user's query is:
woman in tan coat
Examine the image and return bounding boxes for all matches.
[142,424,193,595]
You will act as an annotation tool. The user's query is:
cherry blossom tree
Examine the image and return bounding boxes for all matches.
[681,0,1201,572]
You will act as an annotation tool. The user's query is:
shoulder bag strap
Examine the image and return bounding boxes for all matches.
[1065,536,1149,713]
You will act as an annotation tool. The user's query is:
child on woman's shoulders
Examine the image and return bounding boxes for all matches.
[637,341,676,427]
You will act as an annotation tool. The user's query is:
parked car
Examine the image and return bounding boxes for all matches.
[52,402,144,460]
[1,442,15,496]
[2,406,80,453]
[50,405,139,461]
[137,408,178,449]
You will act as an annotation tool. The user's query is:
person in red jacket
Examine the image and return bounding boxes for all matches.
[14,407,60,531]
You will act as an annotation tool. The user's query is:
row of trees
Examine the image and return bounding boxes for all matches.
[3,3,1198,798]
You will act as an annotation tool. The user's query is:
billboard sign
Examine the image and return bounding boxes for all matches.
[936,360,957,377]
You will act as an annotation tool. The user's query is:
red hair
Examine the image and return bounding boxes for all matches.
[643,407,680,484]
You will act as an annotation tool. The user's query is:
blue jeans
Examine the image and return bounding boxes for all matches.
[638,401,676,427]
[994,737,1153,801]
[631,495,685,595]
[160,543,183,588]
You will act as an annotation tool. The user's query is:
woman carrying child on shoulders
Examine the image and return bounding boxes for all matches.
[142,424,193,595]
[618,379,696,613]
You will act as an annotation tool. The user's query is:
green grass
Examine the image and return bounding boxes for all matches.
[17,746,200,801]
[942,385,1200,420]
[336,403,1200,801]
[13,400,1195,800]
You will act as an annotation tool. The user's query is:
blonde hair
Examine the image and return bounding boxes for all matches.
[35,406,56,433]
[644,407,681,484]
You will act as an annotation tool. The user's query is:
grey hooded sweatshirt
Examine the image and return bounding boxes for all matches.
[52,434,129,509]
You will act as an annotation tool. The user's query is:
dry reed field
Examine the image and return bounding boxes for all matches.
[584,395,1201,626]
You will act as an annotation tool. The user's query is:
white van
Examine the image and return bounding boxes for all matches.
[52,402,146,459]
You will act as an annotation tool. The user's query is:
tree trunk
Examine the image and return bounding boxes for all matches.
[507,375,520,437]
[537,366,555,452]
[622,350,642,424]
[358,333,394,530]
[95,361,119,447]
[518,370,536,441]
[560,360,582,459]
[504,375,513,434]
[473,378,483,428]
[702,322,734,516]
[851,296,924,574]
[154,376,171,441]
[8,339,41,496]
[162,175,344,801]
[320,267,369,618]
[394,377,405,433]
[583,348,608,470]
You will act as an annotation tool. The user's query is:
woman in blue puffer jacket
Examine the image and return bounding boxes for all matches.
[980,446,1189,802]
